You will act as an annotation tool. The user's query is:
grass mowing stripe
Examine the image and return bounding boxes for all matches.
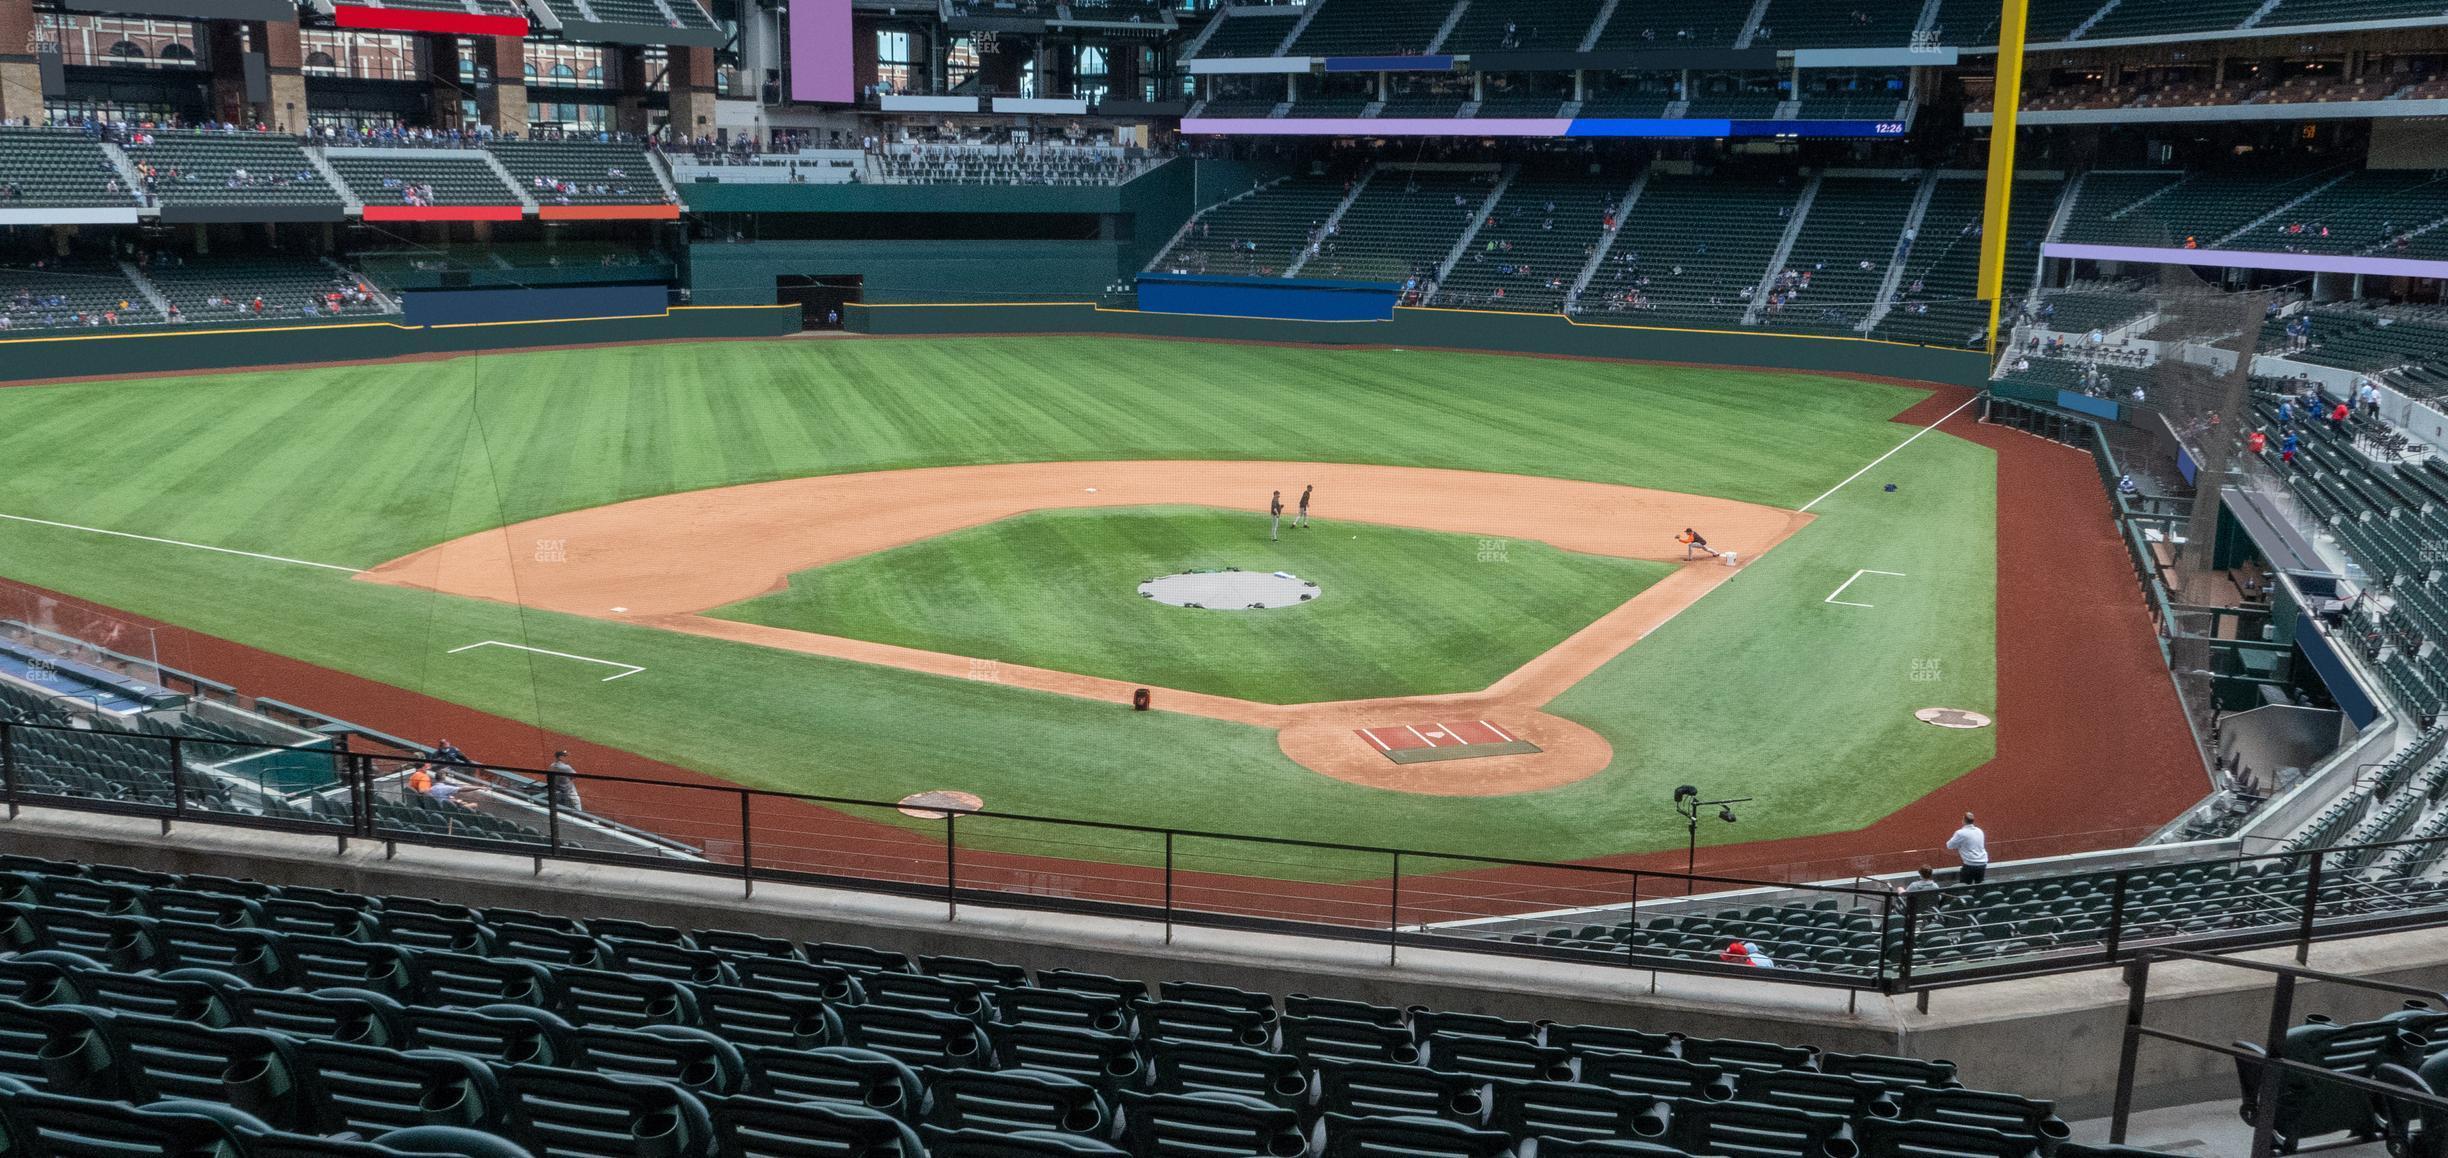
[711,506,1671,704]
[0,338,1927,565]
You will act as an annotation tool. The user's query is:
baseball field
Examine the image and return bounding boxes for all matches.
[0,334,2198,879]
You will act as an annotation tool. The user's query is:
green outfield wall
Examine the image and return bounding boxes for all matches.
[681,159,1281,306]
[688,239,1133,308]
[845,301,2000,387]
[0,305,801,385]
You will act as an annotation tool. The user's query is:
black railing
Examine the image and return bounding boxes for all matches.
[2110,950,2448,1158]
[6,718,2448,995]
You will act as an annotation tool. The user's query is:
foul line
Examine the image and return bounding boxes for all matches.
[448,640,645,682]
[0,512,365,574]
[1825,569,1907,608]
[1798,394,1982,514]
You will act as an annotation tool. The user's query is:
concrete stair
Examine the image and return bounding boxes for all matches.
[1285,166,1375,279]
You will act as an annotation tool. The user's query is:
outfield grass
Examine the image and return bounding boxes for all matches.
[710,506,1672,704]
[0,337,1992,869]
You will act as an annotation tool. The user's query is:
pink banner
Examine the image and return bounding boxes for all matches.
[789,0,853,104]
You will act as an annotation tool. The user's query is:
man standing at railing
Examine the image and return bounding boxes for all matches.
[549,750,583,812]
[1947,812,1990,886]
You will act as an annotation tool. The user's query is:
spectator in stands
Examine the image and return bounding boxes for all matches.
[2248,429,2267,457]
[1946,812,1989,885]
[2281,429,2299,465]
[1718,939,1775,967]
[406,765,434,795]
[426,776,477,810]
[1896,865,1943,896]
[432,739,470,768]
[548,750,583,811]
[2329,399,2351,435]
[2358,377,2381,419]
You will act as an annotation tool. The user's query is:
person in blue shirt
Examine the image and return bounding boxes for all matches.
[2280,431,2300,465]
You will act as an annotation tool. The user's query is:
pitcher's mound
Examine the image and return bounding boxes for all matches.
[1139,569,1318,610]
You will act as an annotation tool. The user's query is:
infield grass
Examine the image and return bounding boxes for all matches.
[0,336,1994,869]
[710,506,1673,703]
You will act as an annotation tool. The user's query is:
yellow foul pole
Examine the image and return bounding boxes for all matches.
[1978,0,2032,356]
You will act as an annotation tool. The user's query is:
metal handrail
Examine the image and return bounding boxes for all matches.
[2110,948,2448,1158]
[10,716,2448,995]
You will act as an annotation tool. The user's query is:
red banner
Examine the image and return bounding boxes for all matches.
[333,5,528,37]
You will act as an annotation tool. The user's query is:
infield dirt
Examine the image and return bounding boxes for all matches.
[363,460,1813,795]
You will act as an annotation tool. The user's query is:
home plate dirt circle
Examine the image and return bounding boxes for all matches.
[1915,708,1994,729]
[897,790,984,818]
[1275,710,1612,796]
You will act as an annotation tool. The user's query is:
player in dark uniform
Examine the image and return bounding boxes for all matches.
[1296,484,1313,529]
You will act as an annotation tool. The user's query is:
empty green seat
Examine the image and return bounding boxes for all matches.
[806,943,911,974]
[604,941,734,987]
[496,1063,715,1158]
[729,957,863,1005]
[1894,1085,2070,1145]
[1281,1014,1418,1064]
[927,1128,1125,1156]
[559,969,698,1030]
[919,1066,1108,1136]
[1487,1078,1665,1142]
[859,972,991,1022]
[1426,1032,1573,1083]
[1320,1112,1518,1158]
[698,1092,924,1158]
[985,1024,1144,1098]
[1146,1039,1307,1110]
[1118,1089,1305,1158]
[409,950,555,1008]
[742,1044,923,1119]
[1854,1117,2036,1157]
[401,1005,572,1067]
[833,1004,987,1069]
[695,985,839,1052]
[1313,1058,1487,1124]
[1133,999,1272,1048]
[1575,1050,1737,1103]
[998,985,1131,1035]
[570,1025,749,1097]
[1285,994,1404,1026]
[1736,1069,1896,1119]
[1665,1098,1855,1158]
[1682,1036,1819,1072]
[295,1038,505,1136]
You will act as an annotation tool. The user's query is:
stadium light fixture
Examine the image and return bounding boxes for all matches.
[1673,786,1753,893]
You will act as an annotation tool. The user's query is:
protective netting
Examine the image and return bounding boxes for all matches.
[0,578,164,693]
[2147,265,2274,749]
